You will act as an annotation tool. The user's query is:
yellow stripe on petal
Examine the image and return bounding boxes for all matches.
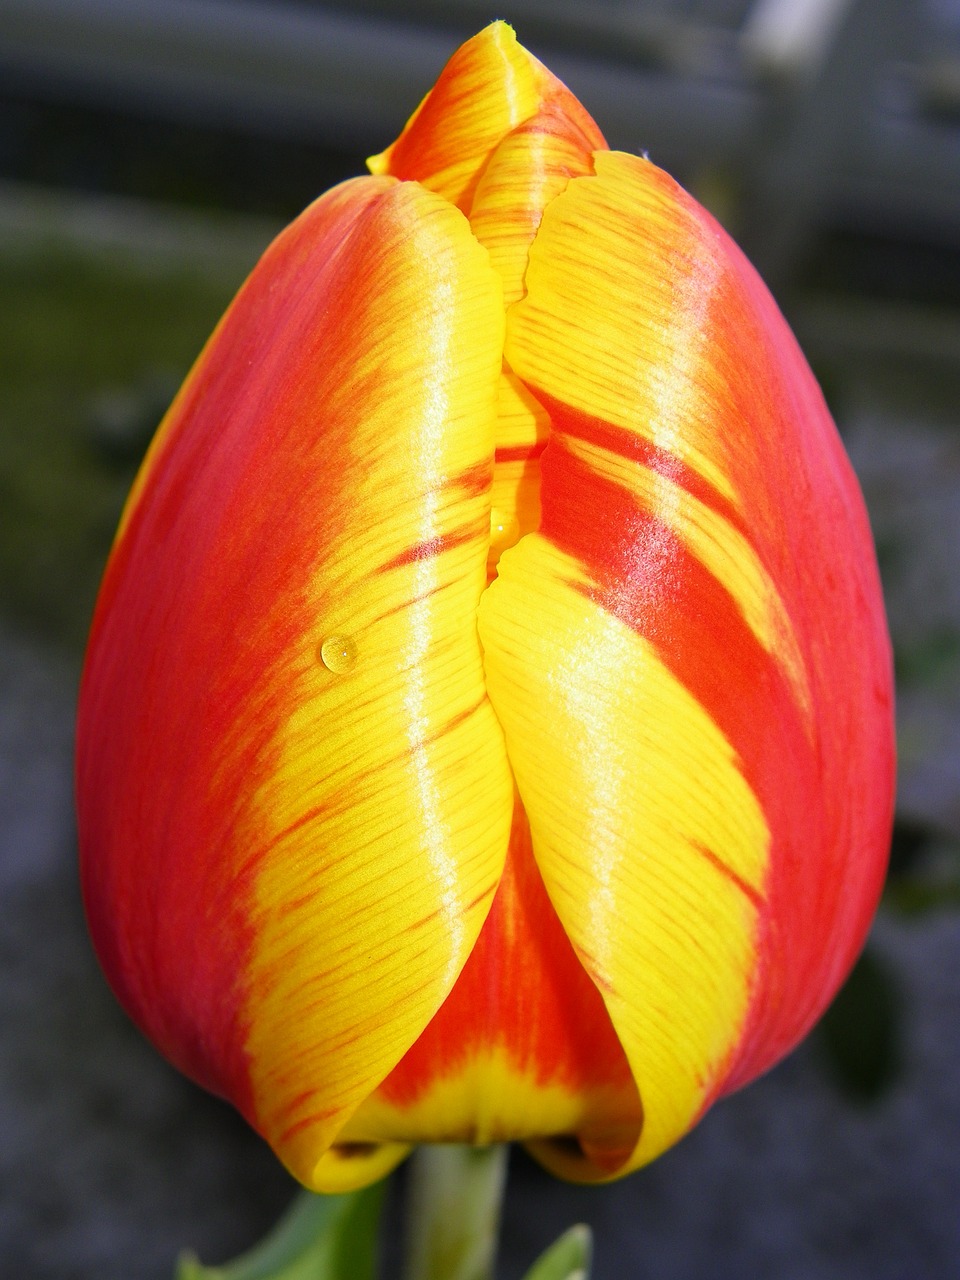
[478,534,769,1172]
[368,23,553,210]
[505,150,740,505]
[473,107,602,580]
[504,146,812,721]
[240,182,513,1189]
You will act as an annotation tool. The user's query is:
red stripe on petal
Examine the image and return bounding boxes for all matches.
[377,524,486,572]
[494,440,549,464]
[694,843,767,912]
[534,389,748,538]
[377,798,641,1123]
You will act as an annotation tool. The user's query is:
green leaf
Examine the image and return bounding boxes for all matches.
[175,1182,384,1280]
[520,1224,592,1280]
[817,946,901,1102]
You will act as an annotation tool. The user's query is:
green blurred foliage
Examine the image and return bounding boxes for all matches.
[0,241,242,653]
[884,817,960,916]
[816,947,902,1103]
[895,626,960,691]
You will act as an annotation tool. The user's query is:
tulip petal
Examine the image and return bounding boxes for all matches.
[466,103,602,578]
[481,149,894,1174]
[339,793,642,1163]
[486,367,550,580]
[468,104,604,308]
[77,175,513,1191]
[368,22,605,214]
[479,535,768,1173]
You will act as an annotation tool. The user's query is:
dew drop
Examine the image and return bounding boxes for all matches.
[489,506,520,551]
[319,634,357,674]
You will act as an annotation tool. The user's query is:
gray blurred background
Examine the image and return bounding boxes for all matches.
[1,0,959,1277]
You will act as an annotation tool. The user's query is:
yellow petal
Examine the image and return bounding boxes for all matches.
[505,150,741,503]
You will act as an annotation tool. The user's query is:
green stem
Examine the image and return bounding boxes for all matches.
[402,1145,509,1280]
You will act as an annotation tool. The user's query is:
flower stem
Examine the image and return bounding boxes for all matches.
[402,1145,509,1280]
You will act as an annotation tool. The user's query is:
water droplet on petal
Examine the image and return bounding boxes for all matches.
[489,506,519,555]
[319,634,357,674]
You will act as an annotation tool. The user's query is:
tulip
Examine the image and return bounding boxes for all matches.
[76,22,895,1196]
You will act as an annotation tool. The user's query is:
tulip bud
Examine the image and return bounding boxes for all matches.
[76,22,895,1193]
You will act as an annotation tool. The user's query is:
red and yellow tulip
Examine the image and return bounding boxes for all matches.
[76,23,895,1193]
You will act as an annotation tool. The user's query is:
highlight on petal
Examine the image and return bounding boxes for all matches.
[368,21,606,213]
[77,175,514,1191]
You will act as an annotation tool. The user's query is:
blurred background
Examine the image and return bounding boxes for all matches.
[1,0,959,1276]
